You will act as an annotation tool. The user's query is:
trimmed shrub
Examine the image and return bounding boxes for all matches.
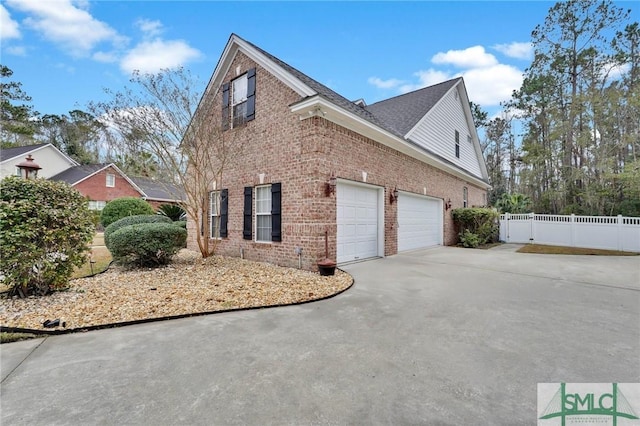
[452,207,499,247]
[0,176,95,296]
[108,222,187,267]
[100,197,153,228]
[174,220,187,229]
[459,229,481,248]
[104,214,172,248]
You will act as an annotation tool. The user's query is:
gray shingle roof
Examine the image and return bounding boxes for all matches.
[239,36,386,128]
[129,176,184,202]
[0,143,49,162]
[365,78,462,137]
[49,164,109,185]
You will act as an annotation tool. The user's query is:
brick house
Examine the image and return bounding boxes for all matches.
[1,144,182,210]
[187,34,490,270]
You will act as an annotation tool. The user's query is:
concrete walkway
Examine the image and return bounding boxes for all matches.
[1,246,638,425]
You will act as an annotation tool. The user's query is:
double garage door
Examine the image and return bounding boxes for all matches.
[336,182,442,263]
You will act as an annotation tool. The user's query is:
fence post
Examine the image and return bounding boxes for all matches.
[505,212,510,242]
[529,212,535,244]
[570,214,575,247]
[618,215,623,251]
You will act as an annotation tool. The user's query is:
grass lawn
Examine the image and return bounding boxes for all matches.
[71,246,112,279]
[517,244,639,256]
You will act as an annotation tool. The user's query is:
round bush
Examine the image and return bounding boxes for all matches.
[0,176,94,296]
[108,222,187,267]
[104,214,172,248]
[100,197,154,228]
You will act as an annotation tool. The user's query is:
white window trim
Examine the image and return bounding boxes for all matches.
[463,187,468,208]
[254,184,272,243]
[209,190,221,239]
[106,173,115,187]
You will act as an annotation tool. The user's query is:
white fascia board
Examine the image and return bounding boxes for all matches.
[291,96,491,189]
[456,82,490,180]
[202,35,316,102]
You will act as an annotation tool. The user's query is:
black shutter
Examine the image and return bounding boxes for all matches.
[220,189,228,238]
[246,68,256,122]
[271,182,281,242]
[200,197,205,236]
[243,186,253,240]
[222,82,230,131]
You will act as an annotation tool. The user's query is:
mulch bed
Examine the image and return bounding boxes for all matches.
[0,250,352,331]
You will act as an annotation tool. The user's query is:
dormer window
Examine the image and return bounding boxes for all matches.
[222,68,256,130]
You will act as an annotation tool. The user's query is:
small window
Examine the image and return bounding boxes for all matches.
[106,173,115,187]
[255,185,272,242]
[231,74,248,128]
[88,200,106,211]
[467,135,472,144]
[463,187,468,208]
[209,191,220,239]
[455,130,460,158]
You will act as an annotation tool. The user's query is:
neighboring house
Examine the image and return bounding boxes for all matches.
[1,144,182,210]
[0,143,78,179]
[50,163,145,210]
[186,34,491,270]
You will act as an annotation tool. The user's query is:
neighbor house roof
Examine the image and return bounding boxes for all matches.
[129,176,184,202]
[0,143,78,166]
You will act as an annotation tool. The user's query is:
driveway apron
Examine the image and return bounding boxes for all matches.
[1,246,638,425]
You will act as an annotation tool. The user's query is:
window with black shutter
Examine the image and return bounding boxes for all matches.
[243,186,253,240]
[220,189,228,238]
[222,68,256,130]
[271,183,281,242]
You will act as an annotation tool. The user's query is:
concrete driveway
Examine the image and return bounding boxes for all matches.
[1,246,639,425]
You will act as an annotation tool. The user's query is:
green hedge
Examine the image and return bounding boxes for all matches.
[452,207,499,248]
[108,222,187,267]
[104,214,172,248]
[100,197,154,228]
[0,176,94,296]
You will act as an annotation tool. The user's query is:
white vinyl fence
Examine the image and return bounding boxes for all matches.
[499,213,640,252]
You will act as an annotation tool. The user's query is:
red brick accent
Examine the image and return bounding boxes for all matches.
[187,52,488,270]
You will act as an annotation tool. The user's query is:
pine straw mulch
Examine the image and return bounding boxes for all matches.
[0,250,352,332]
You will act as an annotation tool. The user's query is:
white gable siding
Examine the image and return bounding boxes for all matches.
[406,89,483,178]
[0,145,76,179]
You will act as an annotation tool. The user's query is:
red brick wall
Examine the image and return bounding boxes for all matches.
[73,166,142,202]
[187,52,487,270]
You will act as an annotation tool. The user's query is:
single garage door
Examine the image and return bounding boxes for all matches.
[337,182,380,263]
[397,192,442,252]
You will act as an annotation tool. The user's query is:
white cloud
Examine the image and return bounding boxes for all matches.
[368,77,405,89]
[136,18,163,38]
[93,51,118,63]
[460,64,523,106]
[493,42,533,60]
[5,0,126,56]
[6,45,27,56]
[399,69,451,93]
[1,4,21,39]
[432,45,498,69]
[120,39,202,74]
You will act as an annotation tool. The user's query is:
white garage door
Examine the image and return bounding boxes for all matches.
[398,193,442,252]
[337,182,380,263]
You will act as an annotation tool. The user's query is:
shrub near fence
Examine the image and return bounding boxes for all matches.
[499,213,640,252]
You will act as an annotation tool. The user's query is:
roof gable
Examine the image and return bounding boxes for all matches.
[200,34,490,187]
[50,163,144,195]
[0,143,78,166]
[366,78,461,138]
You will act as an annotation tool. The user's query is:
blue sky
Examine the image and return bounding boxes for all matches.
[1,1,638,119]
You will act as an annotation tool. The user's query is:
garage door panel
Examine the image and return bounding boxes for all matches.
[398,193,442,252]
[337,183,380,263]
